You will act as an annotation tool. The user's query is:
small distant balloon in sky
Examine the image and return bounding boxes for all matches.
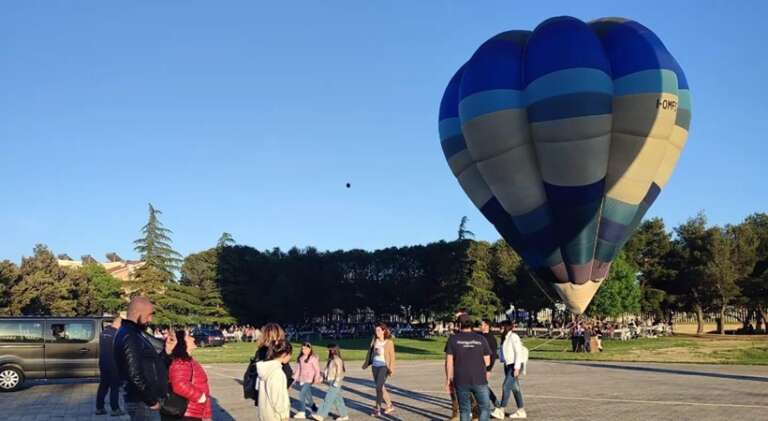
[346,182,351,188]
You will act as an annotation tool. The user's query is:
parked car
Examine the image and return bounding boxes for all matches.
[0,316,111,391]
[191,328,225,347]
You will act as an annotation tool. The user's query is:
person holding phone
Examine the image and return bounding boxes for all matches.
[114,296,177,421]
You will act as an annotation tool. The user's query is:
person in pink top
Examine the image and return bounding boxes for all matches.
[293,342,322,419]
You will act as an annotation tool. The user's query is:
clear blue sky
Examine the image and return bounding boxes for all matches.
[1,1,766,263]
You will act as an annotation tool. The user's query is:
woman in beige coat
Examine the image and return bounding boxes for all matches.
[362,322,396,416]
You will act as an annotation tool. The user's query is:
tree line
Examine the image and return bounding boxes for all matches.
[1,204,766,335]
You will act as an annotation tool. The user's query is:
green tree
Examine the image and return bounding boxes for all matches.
[80,264,125,315]
[739,213,768,331]
[153,283,204,326]
[587,253,641,318]
[217,232,236,249]
[458,216,475,240]
[668,213,713,334]
[624,218,676,318]
[706,224,758,334]
[181,248,234,325]
[743,213,768,263]
[740,269,768,331]
[456,241,500,319]
[128,204,182,298]
[10,245,78,316]
[133,203,182,280]
[489,240,522,304]
[0,260,20,314]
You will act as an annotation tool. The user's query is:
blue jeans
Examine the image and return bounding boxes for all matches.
[297,383,316,413]
[317,384,348,418]
[498,365,524,409]
[455,384,490,421]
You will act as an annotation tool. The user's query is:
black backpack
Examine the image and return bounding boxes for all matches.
[242,356,260,402]
[242,347,294,404]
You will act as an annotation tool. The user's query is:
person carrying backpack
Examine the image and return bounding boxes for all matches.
[257,340,293,421]
[242,323,294,406]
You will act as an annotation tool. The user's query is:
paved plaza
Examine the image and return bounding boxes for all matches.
[2,360,767,421]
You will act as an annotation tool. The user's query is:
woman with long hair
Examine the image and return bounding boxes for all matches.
[256,323,286,360]
[292,343,322,419]
[165,330,212,421]
[311,344,348,421]
[362,322,396,416]
[257,340,293,421]
[246,323,293,409]
[492,321,527,420]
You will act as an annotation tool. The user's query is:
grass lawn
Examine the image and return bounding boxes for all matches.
[194,335,768,365]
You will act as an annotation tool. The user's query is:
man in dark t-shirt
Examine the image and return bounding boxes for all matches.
[445,315,492,421]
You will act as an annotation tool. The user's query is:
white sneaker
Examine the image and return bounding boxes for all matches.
[310,415,324,421]
[509,408,527,419]
[336,417,349,421]
[491,407,506,419]
[294,412,306,419]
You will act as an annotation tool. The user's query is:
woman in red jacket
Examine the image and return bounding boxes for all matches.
[164,330,212,421]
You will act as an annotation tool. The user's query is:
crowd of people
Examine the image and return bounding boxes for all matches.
[99,297,531,421]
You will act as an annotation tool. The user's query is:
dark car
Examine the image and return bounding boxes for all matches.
[0,316,110,391]
[191,328,225,347]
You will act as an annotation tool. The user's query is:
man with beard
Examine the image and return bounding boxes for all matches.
[114,296,177,421]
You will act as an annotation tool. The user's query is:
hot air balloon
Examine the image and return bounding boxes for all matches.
[438,17,691,314]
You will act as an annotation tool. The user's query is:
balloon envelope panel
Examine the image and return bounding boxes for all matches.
[438,16,691,314]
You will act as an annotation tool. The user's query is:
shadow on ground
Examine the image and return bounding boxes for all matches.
[560,361,768,383]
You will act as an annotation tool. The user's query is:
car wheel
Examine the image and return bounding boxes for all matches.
[0,366,24,392]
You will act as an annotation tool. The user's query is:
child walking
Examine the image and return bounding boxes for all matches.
[257,340,293,421]
[293,343,322,419]
[311,344,349,421]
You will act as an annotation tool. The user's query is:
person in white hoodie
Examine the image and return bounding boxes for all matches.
[491,321,527,420]
[257,340,293,421]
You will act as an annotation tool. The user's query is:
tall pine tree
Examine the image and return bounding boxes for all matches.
[216,232,235,249]
[128,203,182,295]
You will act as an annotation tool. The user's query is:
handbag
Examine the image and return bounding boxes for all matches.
[160,362,194,418]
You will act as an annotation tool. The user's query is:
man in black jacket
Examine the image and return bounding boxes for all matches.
[114,296,176,421]
[96,315,124,416]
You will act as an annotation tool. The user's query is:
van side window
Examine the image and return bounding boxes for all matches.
[48,322,95,343]
[0,321,44,343]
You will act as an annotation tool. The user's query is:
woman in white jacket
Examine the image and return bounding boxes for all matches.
[257,340,293,421]
[491,321,527,420]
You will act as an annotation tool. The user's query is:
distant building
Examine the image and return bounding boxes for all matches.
[57,258,145,281]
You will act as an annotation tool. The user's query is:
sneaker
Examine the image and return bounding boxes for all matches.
[110,409,125,417]
[383,405,395,415]
[509,408,527,419]
[491,407,506,420]
[310,415,324,421]
[336,417,349,421]
[294,412,307,419]
[95,409,107,415]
